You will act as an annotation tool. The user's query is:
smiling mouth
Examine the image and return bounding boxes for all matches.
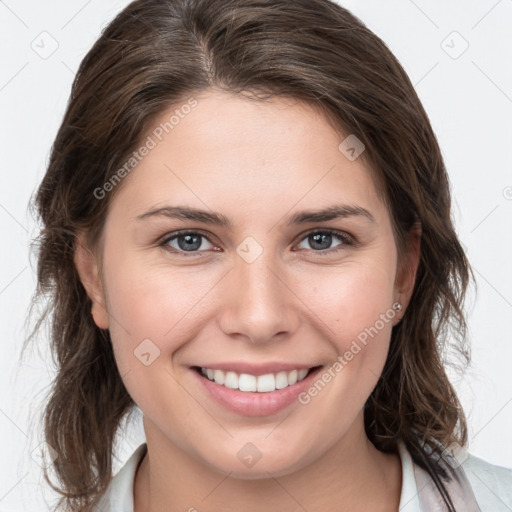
[192,365,322,393]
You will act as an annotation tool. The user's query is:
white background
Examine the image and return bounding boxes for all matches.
[1,0,511,510]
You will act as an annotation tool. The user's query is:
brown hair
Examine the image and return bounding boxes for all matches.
[25,0,474,510]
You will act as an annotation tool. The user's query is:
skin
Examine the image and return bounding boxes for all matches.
[75,88,421,511]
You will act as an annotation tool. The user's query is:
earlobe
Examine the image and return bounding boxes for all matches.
[73,232,109,330]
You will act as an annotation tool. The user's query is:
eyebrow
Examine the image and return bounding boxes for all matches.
[135,204,375,227]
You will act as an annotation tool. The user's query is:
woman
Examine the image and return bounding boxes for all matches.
[27,0,512,510]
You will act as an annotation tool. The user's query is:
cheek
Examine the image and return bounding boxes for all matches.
[101,249,212,374]
[302,255,395,327]
[295,258,396,377]
[101,259,200,416]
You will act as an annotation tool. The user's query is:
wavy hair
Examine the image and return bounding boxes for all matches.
[24,0,474,510]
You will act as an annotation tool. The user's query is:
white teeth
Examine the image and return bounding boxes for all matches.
[213,369,225,385]
[224,371,239,390]
[275,372,288,390]
[199,367,312,392]
[239,373,256,392]
[258,373,276,392]
[298,368,308,380]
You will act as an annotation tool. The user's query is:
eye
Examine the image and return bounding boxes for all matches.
[295,229,354,254]
[159,230,217,256]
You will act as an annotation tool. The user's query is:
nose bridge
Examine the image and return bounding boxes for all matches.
[217,241,297,343]
[239,250,281,303]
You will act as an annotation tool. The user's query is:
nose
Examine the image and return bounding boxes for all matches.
[216,249,300,345]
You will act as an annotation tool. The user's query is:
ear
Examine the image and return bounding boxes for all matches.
[73,231,109,330]
[393,221,421,316]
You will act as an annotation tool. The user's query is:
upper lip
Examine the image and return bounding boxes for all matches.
[193,362,320,376]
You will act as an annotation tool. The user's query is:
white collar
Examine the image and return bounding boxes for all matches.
[397,439,423,511]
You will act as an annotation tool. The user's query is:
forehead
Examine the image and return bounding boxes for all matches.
[107,89,386,225]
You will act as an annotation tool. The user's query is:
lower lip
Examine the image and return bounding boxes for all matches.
[192,366,323,417]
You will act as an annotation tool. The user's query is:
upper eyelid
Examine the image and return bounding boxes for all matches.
[159,229,216,245]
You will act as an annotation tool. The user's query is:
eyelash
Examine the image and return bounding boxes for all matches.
[158,229,356,257]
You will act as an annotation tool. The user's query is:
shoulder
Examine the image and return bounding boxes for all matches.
[398,438,512,511]
[462,452,512,510]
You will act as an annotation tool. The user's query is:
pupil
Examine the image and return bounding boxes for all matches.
[310,233,331,250]
[178,234,201,251]
[311,233,332,249]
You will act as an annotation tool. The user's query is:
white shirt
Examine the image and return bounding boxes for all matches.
[94,440,512,511]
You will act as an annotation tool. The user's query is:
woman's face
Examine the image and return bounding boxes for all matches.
[77,89,418,478]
